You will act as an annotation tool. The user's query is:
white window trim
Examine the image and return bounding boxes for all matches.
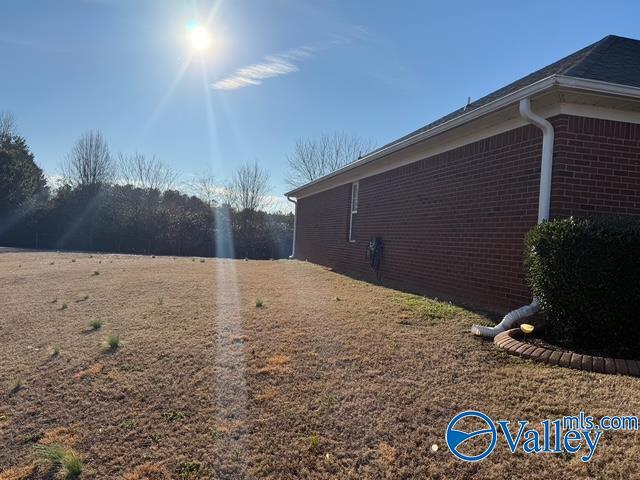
[349,181,358,242]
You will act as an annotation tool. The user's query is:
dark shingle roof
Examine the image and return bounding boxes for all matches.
[374,35,640,153]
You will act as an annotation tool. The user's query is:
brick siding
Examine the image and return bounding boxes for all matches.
[294,115,640,313]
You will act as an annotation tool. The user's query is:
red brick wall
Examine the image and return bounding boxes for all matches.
[294,115,640,313]
[552,116,640,217]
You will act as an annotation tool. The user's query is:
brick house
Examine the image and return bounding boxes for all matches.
[285,35,640,314]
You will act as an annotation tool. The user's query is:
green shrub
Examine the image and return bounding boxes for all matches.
[526,217,640,357]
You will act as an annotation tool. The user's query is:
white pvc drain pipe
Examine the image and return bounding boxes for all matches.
[471,97,554,338]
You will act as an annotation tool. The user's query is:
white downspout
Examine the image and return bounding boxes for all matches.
[287,195,297,259]
[471,97,554,337]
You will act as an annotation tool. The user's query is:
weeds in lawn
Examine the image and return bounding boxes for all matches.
[118,363,142,372]
[209,428,226,441]
[59,303,68,311]
[76,294,89,302]
[51,345,60,357]
[35,443,83,478]
[89,319,103,331]
[92,271,100,276]
[120,419,136,430]
[51,298,58,304]
[158,297,164,305]
[21,432,43,444]
[107,334,120,351]
[307,434,321,450]
[162,410,186,422]
[319,394,338,408]
[199,259,205,263]
[49,261,55,265]
[71,259,76,263]
[176,462,202,479]
[255,298,264,308]
[10,376,23,394]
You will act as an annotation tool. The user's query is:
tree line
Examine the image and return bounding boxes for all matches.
[0,113,292,259]
[1,110,374,259]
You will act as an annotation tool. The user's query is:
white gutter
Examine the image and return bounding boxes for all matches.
[471,97,554,337]
[286,195,297,259]
[286,75,640,199]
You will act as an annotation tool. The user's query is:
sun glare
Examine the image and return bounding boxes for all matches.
[189,24,212,51]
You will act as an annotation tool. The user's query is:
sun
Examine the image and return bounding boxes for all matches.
[188,24,212,51]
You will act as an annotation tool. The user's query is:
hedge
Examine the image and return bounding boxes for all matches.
[525,216,640,357]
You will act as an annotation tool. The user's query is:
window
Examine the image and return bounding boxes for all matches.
[349,182,359,242]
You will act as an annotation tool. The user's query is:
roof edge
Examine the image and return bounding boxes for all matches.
[285,75,640,198]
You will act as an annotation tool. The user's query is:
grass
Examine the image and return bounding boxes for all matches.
[378,442,397,463]
[106,334,120,351]
[399,293,468,323]
[3,253,640,479]
[120,419,136,430]
[10,376,22,394]
[35,443,83,478]
[307,434,321,450]
[163,410,187,422]
[20,432,43,444]
[88,319,103,330]
[176,462,202,479]
[255,298,264,308]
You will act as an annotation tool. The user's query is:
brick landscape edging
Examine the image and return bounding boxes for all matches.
[494,329,640,377]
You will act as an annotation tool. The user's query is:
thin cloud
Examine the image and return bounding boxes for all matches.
[212,27,366,91]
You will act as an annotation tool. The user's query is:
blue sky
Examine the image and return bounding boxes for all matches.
[1,0,639,210]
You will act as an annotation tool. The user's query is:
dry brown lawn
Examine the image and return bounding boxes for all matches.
[0,251,639,479]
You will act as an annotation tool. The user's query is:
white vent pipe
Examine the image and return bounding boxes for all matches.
[471,97,554,337]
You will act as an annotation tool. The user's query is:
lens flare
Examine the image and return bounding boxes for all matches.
[189,24,212,51]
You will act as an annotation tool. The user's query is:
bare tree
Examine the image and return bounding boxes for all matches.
[286,132,374,187]
[118,153,180,191]
[0,112,17,140]
[62,130,114,186]
[228,161,271,212]
[187,172,218,207]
